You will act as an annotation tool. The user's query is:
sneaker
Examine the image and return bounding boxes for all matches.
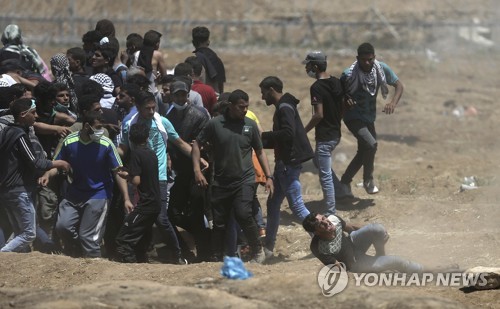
[336,182,354,200]
[176,257,188,265]
[263,247,273,259]
[249,247,266,264]
[363,179,379,194]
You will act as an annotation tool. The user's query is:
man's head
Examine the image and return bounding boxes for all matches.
[81,110,104,140]
[127,74,150,91]
[82,30,103,54]
[158,74,175,103]
[51,83,70,106]
[95,19,115,38]
[174,62,194,78]
[136,91,156,120]
[129,122,150,145]
[91,43,115,70]
[0,58,25,75]
[184,56,203,78]
[11,98,37,126]
[33,81,57,111]
[356,42,376,73]
[302,51,327,79]
[78,94,102,117]
[170,80,189,106]
[66,47,86,72]
[259,76,283,106]
[143,30,162,49]
[303,212,336,239]
[126,33,143,55]
[192,26,210,48]
[117,83,141,110]
[227,89,249,120]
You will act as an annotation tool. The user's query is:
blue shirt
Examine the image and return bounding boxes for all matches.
[342,61,398,123]
[53,132,122,202]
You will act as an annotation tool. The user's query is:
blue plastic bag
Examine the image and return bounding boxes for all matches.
[220,256,253,280]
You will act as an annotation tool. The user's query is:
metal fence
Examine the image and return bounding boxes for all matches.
[0,0,498,52]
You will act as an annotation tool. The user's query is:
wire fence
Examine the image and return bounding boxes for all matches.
[0,0,498,53]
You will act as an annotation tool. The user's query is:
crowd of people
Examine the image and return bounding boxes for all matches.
[0,19,412,271]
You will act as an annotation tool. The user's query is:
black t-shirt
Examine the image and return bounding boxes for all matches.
[128,146,160,214]
[310,77,344,142]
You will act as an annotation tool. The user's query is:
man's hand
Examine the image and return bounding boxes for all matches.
[124,199,134,214]
[38,175,49,186]
[200,158,209,172]
[195,171,208,189]
[383,101,397,114]
[265,178,274,197]
[56,126,72,138]
[343,95,356,109]
[117,170,129,180]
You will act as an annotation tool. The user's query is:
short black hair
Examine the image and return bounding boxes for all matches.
[228,89,249,105]
[126,33,143,50]
[95,19,115,38]
[10,98,33,119]
[158,74,175,85]
[66,47,86,66]
[82,30,103,46]
[33,81,57,106]
[94,43,117,64]
[9,83,28,99]
[78,94,101,113]
[51,82,69,93]
[81,79,104,98]
[184,56,203,76]
[192,26,210,47]
[259,76,283,93]
[302,212,319,233]
[127,74,150,91]
[357,42,375,56]
[82,110,103,128]
[174,62,193,77]
[136,91,156,107]
[143,30,162,47]
[129,122,150,145]
[120,83,141,102]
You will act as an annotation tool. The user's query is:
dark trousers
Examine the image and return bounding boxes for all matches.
[156,180,181,257]
[211,183,261,258]
[341,120,378,184]
[115,210,158,263]
[168,173,212,260]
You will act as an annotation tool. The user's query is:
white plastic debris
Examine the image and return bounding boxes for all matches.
[460,176,478,191]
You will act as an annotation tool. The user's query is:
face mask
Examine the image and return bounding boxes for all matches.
[307,70,317,79]
[173,102,188,110]
[54,103,69,113]
[89,127,105,142]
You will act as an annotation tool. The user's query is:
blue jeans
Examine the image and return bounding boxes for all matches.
[0,191,36,252]
[314,139,340,215]
[265,161,310,252]
[350,223,423,273]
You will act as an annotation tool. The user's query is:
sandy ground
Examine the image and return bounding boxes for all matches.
[0,41,499,308]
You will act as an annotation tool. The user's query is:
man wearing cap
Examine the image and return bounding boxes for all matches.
[166,80,211,262]
[339,43,404,194]
[303,51,346,215]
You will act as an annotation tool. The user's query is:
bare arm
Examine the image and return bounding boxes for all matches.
[383,79,404,114]
[192,140,208,188]
[114,171,134,214]
[54,111,76,126]
[173,137,192,158]
[33,122,72,138]
[304,103,323,133]
[155,51,166,78]
[255,148,274,196]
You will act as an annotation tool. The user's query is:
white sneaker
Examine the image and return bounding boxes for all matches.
[363,180,379,194]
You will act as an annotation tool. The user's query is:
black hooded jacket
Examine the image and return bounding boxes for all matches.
[261,93,314,165]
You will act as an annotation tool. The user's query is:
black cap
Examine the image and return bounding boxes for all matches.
[301,51,327,64]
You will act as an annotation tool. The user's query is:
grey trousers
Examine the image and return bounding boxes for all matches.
[56,198,109,258]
